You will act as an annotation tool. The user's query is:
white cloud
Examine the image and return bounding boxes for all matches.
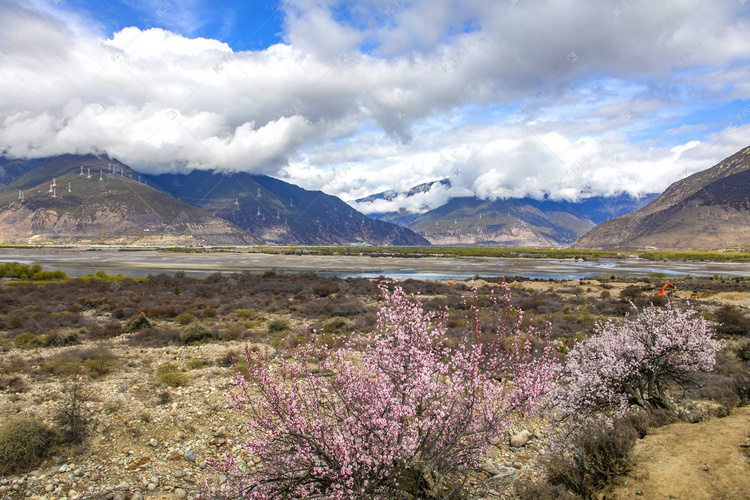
[1,0,750,209]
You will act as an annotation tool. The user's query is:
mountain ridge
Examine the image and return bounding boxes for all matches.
[145,170,429,246]
[356,179,658,246]
[0,155,255,245]
[573,145,750,250]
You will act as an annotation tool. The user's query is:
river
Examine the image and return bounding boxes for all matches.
[1,247,750,280]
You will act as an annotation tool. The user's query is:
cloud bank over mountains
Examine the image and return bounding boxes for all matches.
[2,0,750,211]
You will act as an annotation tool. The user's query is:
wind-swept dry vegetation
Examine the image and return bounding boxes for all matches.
[0,267,748,499]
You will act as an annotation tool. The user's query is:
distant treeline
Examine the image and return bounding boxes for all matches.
[163,245,750,262]
[639,251,750,261]
[237,245,621,260]
[0,262,67,280]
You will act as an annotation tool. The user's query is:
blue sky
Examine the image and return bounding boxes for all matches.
[2,0,750,212]
[59,0,286,50]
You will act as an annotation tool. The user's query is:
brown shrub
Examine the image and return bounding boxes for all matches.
[547,418,638,498]
[513,480,581,500]
[0,417,56,476]
[714,304,750,336]
[126,327,180,347]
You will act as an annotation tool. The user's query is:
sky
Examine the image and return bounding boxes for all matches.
[1,0,750,214]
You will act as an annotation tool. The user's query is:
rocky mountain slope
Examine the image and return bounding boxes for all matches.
[0,155,254,246]
[0,155,429,246]
[357,180,656,246]
[574,145,750,250]
[146,170,429,246]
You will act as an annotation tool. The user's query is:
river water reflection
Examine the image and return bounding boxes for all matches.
[2,248,750,280]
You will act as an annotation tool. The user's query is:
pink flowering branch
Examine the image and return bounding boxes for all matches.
[555,302,718,419]
[201,282,558,500]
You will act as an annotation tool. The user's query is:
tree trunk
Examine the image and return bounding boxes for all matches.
[399,461,465,500]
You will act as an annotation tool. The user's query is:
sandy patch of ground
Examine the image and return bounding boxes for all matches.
[608,406,750,500]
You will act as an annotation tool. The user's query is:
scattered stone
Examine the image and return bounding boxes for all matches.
[510,430,533,448]
[149,438,158,447]
[147,483,157,491]
[492,470,519,486]
[175,487,187,499]
[132,492,144,500]
[184,449,197,462]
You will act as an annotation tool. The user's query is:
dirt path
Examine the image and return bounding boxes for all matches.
[609,406,750,500]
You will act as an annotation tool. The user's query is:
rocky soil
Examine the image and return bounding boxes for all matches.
[0,334,554,500]
[1,275,748,500]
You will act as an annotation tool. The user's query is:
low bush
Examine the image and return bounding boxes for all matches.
[647,407,679,428]
[216,349,239,367]
[186,358,204,370]
[0,355,28,375]
[87,320,122,339]
[39,353,85,377]
[513,480,581,500]
[124,313,152,333]
[219,323,246,341]
[693,347,750,412]
[266,318,289,334]
[610,302,633,317]
[0,417,56,476]
[180,322,211,344]
[56,376,89,445]
[714,304,750,336]
[140,305,183,319]
[324,317,347,332]
[0,375,28,393]
[312,283,337,297]
[83,347,118,377]
[156,390,172,406]
[619,285,643,299]
[736,338,750,361]
[237,309,255,319]
[547,418,638,498]
[38,347,118,378]
[174,313,196,326]
[126,327,180,347]
[156,362,189,387]
[13,332,35,346]
[102,399,122,414]
[39,329,79,347]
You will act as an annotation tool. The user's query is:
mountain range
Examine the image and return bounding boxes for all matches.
[0,155,426,246]
[574,145,750,251]
[358,182,658,246]
[144,170,428,245]
[2,145,748,250]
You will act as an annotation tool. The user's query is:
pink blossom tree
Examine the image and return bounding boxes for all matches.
[556,302,718,418]
[202,284,557,499]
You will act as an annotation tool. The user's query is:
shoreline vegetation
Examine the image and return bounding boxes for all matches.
[1,243,750,262]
